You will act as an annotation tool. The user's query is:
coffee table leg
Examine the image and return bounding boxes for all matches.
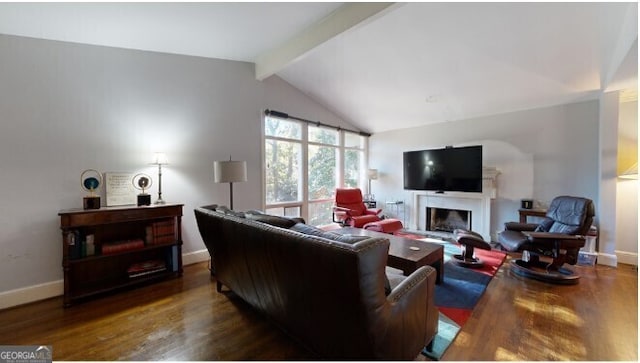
[403,261,444,284]
[433,259,443,284]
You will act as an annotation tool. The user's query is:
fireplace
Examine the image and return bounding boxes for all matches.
[426,207,471,233]
[411,167,500,241]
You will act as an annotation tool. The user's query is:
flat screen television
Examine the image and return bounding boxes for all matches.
[403,145,483,192]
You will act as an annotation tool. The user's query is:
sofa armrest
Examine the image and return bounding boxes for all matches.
[386,265,432,302]
[383,265,438,360]
[504,222,539,232]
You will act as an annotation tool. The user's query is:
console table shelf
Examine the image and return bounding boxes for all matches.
[58,203,183,307]
[518,208,547,223]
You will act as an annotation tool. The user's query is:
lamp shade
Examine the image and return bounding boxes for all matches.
[619,162,638,179]
[151,152,169,165]
[214,160,247,183]
[367,169,379,180]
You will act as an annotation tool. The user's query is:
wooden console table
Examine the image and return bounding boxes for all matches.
[518,208,547,223]
[59,203,183,307]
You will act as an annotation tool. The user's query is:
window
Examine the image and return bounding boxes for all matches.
[344,149,363,188]
[344,132,366,189]
[265,118,303,205]
[309,125,338,145]
[265,139,302,204]
[264,116,367,226]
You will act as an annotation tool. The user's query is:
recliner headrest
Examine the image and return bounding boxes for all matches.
[546,196,595,227]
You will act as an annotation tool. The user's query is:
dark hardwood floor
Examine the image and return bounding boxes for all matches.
[0,257,636,361]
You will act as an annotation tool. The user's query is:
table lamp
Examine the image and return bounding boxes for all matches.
[150,152,169,204]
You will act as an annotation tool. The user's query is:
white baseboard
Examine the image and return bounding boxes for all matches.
[0,280,63,311]
[182,249,210,266]
[597,252,618,267]
[616,250,638,266]
[0,250,211,311]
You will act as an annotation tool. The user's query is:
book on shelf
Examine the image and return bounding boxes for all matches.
[127,259,167,278]
[85,234,95,256]
[171,245,179,272]
[147,219,175,245]
[67,231,98,259]
[145,226,153,245]
[102,239,145,255]
[67,230,82,259]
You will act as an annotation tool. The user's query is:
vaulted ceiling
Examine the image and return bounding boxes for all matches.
[0,2,636,133]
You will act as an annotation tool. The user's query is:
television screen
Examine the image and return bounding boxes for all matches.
[403,146,482,192]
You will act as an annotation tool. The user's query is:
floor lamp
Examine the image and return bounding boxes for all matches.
[214,158,247,210]
[619,162,638,179]
[366,168,378,201]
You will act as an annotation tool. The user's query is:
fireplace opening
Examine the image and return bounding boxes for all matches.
[426,207,472,233]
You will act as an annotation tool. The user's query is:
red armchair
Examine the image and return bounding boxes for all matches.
[333,188,382,228]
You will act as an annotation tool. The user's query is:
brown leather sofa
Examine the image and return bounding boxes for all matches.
[194,206,438,360]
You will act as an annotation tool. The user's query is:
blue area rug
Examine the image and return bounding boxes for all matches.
[422,313,460,360]
[434,259,493,310]
[395,232,506,360]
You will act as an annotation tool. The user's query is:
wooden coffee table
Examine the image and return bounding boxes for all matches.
[332,227,444,284]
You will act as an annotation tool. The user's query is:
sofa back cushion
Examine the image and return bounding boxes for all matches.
[245,212,298,228]
[289,223,369,244]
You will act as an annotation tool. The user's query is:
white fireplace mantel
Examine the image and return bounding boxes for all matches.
[410,167,499,241]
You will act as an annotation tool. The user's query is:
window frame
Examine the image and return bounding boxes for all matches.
[262,115,368,225]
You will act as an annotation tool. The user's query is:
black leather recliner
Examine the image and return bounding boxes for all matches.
[498,196,595,284]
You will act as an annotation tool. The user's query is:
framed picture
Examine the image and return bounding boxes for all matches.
[105,172,137,206]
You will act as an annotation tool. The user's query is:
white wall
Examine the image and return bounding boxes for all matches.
[369,101,600,242]
[598,91,620,266]
[615,100,638,264]
[0,34,358,303]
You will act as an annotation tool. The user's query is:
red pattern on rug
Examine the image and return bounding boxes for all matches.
[438,307,473,327]
[394,230,507,325]
[471,248,507,277]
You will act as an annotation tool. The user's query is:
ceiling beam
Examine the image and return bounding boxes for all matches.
[602,2,638,90]
[254,2,397,81]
